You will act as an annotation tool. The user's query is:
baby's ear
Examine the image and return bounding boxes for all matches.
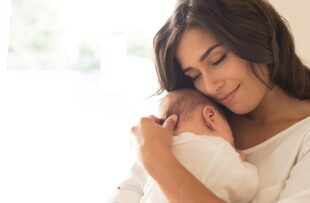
[202,106,216,130]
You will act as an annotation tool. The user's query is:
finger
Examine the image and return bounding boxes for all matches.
[163,114,178,130]
[149,115,162,124]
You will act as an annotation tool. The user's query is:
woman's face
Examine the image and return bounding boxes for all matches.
[175,28,269,114]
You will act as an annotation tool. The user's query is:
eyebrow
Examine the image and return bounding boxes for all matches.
[183,43,222,74]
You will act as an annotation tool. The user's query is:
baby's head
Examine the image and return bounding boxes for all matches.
[159,88,234,145]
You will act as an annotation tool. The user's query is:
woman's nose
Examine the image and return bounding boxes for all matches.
[203,74,224,96]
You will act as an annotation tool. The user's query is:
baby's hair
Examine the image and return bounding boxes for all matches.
[160,88,225,124]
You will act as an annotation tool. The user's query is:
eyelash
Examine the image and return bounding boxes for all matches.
[192,75,200,81]
[191,53,227,81]
[212,53,227,66]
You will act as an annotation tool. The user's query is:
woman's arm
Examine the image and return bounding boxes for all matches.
[107,163,147,203]
[131,115,225,203]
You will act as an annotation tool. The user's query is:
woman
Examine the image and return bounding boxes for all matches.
[131,0,310,202]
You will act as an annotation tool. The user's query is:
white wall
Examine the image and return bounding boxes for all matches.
[269,0,310,66]
[0,0,11,70]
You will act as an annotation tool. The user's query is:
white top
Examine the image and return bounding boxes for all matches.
[108,132,258,203]
[242,116,310,203]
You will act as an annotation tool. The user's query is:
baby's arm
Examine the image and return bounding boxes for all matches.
[207,140,258,203]
[107,163,147,203]
[171,135,258,203]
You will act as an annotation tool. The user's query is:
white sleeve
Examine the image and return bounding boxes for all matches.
[107,162,147,203]
[277,138,310,203]
[171,135,259,203]
[205,141,259,203]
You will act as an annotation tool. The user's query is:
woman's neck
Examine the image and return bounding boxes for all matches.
[229,85,310,149]
[246,85,310,125]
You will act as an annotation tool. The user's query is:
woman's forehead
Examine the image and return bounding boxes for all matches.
[175,28,219,65]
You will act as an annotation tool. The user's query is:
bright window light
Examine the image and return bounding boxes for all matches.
[0,0,176,202]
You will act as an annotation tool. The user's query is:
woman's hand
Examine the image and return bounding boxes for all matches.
[131,114,178,173]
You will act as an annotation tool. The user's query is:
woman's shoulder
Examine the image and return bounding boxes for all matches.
[228,109,310,150]
[287,115,310,135]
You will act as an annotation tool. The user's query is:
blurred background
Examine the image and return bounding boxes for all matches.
[0,0,309,202]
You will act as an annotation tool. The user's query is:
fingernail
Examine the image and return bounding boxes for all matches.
[171,114,178,121]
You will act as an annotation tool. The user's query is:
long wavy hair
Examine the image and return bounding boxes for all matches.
[153,0,310,100]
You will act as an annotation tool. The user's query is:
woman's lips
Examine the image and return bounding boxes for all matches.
[219,85,240,104]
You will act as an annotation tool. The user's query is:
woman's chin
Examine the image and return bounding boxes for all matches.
[227,105,254,115]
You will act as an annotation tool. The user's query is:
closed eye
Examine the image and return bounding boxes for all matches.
[212,53,227,66]
[191,73,201,82]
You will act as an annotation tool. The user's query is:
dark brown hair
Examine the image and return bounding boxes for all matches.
[153,0,310,99]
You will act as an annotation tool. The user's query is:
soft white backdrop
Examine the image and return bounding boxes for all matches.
[0,62,160,203]
[0,0,175,202]
[0,1,309,203]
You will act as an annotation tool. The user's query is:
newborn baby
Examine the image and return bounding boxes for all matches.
[108,88,258,203]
